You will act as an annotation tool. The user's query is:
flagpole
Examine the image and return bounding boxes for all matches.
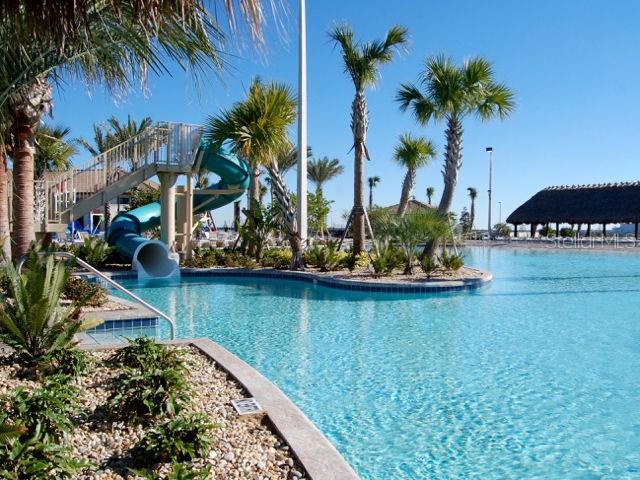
[296,0,308,246]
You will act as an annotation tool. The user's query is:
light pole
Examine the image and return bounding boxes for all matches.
[296,0,308,246]
[486,147,493,238]
[498,201,502,224]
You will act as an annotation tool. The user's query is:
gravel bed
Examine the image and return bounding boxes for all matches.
[0,347,306,480]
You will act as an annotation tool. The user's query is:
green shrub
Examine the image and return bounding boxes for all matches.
[0,425,87,479]
[305,241,342,272]
[260,248,292,269]
[341,250,369,271]
[420,256,438,278]
[109,364,191,421]
[559,227,575,238]
[73,236,113,267]
[538,225,556,237]
[63,276,107,307]
[110,337,183,371]
[5,374,81,439]
[133,414,213,466]
[438,250,464,271]
[370,242,404,277]
[39,347,90,378]
[182,247,226,268]
[0,253,101,362]
[222,251,257,268]
[109,340,190,422]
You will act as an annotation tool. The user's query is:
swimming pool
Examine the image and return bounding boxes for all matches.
[110,246,640,479]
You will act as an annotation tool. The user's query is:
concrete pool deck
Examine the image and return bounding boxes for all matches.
[83,338,360,480]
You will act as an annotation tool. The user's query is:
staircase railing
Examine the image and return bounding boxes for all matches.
[17,252,176,339]
[41,122,203,225]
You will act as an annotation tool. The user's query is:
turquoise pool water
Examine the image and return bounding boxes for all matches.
[111,247,640,479]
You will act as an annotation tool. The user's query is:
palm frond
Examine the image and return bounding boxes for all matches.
[393,133,436,170]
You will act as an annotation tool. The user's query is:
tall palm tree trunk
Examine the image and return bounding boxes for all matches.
[397,168,415,216]
[0,153,10,260]
[470,199,475,230]
[248,164,261,210]
[10,124,37,260]
[351,90,369,254]
[369,185,374,210]
[423,115,462,258]
[265,164,304,269]
[8,78,52,261]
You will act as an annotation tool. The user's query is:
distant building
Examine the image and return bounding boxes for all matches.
[507,182,640,238]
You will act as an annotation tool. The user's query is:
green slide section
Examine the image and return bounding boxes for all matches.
[106,140,249,277]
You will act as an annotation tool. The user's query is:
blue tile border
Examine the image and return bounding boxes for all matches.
[105,268,492,294]
[87,317,158,332]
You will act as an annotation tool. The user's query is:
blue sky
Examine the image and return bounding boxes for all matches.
[53,0,640,227]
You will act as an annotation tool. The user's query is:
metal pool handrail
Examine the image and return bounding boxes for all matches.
[17,252,176,340]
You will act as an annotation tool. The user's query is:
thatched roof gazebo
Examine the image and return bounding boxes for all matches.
[506,182,640,238]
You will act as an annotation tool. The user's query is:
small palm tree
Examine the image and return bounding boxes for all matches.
[277,146,313,176]
[397,55,515,256]
[426,186,435,205]
[205,79,305,268]
[467,187,478,231]
[368,176,380,209]
[307,157,344,197]
[34,123,77,179]
[393,133,436,216]
[329,23,408,254]
[0,253,100,362]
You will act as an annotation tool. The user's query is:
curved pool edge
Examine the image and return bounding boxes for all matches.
[177,267,493,294]
[81,339,360,480]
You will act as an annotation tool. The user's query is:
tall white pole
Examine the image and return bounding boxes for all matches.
[296,0,308,245]
[487,147,493,238]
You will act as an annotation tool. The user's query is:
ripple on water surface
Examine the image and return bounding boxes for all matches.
[112,247,640,480]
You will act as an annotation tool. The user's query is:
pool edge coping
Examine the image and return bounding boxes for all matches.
[82,338,360,480]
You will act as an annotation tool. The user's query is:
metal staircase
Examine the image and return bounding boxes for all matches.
[36,122,203,232]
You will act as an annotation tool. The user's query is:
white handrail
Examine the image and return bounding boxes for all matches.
[17,252,176,339]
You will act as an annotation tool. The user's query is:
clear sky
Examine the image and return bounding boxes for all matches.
[52,0,640,228]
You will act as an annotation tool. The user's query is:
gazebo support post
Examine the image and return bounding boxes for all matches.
[514,224,518,238]
[586,223,591,236]
[530,223,536,238]
[555,222,560,237]
[635,222,639,240]
[603,223,607,237]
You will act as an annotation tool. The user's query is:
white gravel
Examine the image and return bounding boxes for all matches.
[0,347,306,480]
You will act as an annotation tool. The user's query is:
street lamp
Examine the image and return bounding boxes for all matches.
[296,0,308,246]
[498,201,502,224]
[486,147,493,238]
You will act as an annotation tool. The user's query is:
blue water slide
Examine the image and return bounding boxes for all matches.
[106,141,250,277]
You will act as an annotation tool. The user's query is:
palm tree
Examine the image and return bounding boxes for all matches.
[393,133,436,216]
[79,117,151,230]
[34,123,77,179]
[426,186,435,205]
[1,0,246,261]
[396,55,515,256]
[329,23,408,254]
[277,146,313,176]
[307,157,343,197]
[467,187,477,231]
[106,115,153,169]
[368,176,380,209]
[308,157,343,238]
[204,79,305,269]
